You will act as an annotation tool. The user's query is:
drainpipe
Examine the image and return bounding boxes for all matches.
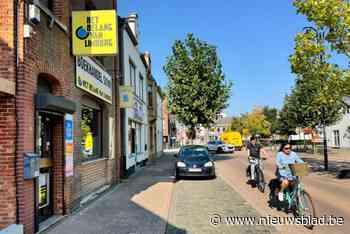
[13,0,20,224]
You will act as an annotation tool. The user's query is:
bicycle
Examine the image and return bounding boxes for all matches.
[246,157,266,193]
[274,163,316,230]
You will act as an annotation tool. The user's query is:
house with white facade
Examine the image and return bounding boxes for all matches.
[208,114,232,141]
[325,96,350,149]
[156,86,163,157]
[119,13,149,176]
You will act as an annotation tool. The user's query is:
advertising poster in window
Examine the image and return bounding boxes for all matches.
[72,10,118,55]
[65,114,74,177]
[76,56,112,104]
[39,173,50,208]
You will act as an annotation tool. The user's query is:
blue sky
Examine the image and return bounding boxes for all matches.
[118,1,315,116]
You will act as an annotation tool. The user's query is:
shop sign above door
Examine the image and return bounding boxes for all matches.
[76,56,112,104]
[72,10,118,55]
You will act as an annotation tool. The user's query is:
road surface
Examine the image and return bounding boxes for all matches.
[214,150,350,234]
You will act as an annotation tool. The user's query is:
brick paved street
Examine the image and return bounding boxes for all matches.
[166,177,276,234]
[44,152,276,234]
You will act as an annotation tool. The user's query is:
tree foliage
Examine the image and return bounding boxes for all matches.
[288,30,347,128]
[262,106,279,134]
[293,0,350,57]
[164,34,232,138]
[276,100,297,136]
[230,107,271,137]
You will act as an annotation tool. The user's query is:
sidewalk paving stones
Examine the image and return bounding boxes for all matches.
[45,154,175,234]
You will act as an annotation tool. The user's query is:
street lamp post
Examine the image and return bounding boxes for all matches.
[302,26,329,171]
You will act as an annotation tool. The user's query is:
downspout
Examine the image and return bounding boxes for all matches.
[118,19,125,178]
[14,0,20,224]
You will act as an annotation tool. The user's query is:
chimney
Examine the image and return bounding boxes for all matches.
[144,51,151,71]
[127,13,139,43]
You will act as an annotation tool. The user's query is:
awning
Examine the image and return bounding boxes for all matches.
[36,94,76,114]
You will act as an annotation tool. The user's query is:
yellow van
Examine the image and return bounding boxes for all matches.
[220,131,243,150]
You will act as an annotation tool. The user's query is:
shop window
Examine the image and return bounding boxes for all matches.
[128,121,136,154]
[138,124,142,153]
[81,106,102,160]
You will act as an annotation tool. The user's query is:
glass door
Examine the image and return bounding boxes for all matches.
[37,112,54,223]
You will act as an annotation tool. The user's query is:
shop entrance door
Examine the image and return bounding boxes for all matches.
[37,112,54,223]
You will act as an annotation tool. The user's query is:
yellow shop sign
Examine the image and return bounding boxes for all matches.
[72,10,117,55]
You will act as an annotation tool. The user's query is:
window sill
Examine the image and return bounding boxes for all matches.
[81,157,107,166]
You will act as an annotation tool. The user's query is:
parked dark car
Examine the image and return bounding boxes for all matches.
[174,145,216,180]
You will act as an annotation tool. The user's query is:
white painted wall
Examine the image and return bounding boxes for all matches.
[121,28,148,169]
[325,110,350,148]
[156,90,163,156]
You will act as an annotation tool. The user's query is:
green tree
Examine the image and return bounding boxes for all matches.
[230,116,244,133]
[289,31,346,128]
[245,108,271,137]
[277,95,299,137]
[262,106,279,135]
[289,29,347,170]
[293,0,350,57]
[230,108,271,137]
[164,34,232,139]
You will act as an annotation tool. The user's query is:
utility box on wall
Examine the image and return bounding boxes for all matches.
[24,153,40,179]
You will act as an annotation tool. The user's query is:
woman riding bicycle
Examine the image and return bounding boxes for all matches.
[276,143,304,201]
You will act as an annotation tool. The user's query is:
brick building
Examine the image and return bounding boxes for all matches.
[0,0,120,233]
[162,97,177,148]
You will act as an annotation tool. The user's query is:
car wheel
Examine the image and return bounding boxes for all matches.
[216,147,223,153]
[174,171,180,181]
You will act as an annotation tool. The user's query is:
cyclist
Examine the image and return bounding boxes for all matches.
[246,136,268,182]
[275,143,304,201]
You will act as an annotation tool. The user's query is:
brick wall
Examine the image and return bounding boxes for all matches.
[52,118,64,215]
[0,1,120,233]
[0,0,17,230]
[0,96,17,229]
[162,98,169,138]
[78,159,109,197]
[16,3,74,233]
[0,0,15,84]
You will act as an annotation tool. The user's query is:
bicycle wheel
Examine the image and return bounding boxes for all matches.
[257,168,265,193]
[297,190,316,229]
